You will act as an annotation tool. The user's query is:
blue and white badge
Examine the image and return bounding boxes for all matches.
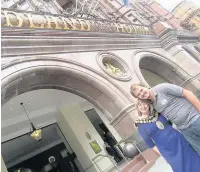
[162,99,167,105]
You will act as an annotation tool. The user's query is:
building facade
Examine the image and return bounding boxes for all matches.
[172,1,200,36]
[1,0,200,172]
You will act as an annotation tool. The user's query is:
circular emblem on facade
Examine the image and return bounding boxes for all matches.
[96,52,132,81]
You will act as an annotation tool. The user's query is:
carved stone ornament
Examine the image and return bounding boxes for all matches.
[96,52,132,81]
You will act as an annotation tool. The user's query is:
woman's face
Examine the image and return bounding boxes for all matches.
[137,101,150,116]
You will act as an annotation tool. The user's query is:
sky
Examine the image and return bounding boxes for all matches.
[155,0,200,12]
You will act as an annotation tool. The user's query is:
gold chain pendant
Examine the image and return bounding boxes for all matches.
[156,121,165,130]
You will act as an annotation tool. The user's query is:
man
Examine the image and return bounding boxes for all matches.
[104,131,122,162]
[104,142,121,163]
[130,83,200,154]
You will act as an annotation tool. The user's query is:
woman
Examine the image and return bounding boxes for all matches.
[135,99,200,172]
[130,83,200,155]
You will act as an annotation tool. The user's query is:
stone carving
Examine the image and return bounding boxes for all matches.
[1,9,153,35]
[96,52,132,81]
[104,62,121,75]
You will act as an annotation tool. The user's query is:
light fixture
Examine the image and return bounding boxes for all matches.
[20,102,42,141]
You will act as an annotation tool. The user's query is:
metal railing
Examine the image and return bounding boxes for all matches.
[92,154,120,172]
[92,140,149,172]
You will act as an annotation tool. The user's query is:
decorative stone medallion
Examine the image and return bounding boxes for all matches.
[96,52,132,81]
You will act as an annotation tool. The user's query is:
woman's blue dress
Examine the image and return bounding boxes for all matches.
[138,115,200,172]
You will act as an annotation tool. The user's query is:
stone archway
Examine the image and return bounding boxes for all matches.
[1,56,133,123]
[132,50,190,87]
[182,45,200,63]
[1,56,141,172]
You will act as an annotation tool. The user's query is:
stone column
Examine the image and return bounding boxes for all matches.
[110,103,138,139]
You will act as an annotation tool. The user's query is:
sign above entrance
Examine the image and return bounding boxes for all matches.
[1,9,153,35]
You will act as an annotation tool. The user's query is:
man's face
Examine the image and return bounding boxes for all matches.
[132,86,152,100]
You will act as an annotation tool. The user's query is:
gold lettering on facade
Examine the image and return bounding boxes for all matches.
[3,10,23,27]
[143,27,147,34]
[114,23,125,32]
[60,17,69,30]
[27,13,45,28]
[54,17,65,30]
[1,10,152,35]
[141,28,144,34]
[140,27,145,34]
[62,18,76,30]
[78,19,91,31]
[132,26,136,33]
[72,18,82,30]
[45,15,62,29]
[145,27,150,34]
[124,24,132,33]
[143,27,148,34]
[135,26,140,34]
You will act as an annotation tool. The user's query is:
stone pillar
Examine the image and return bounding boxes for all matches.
[153,21,180,50]
[57,105,114,172]
[168,45,200,76]
[166,45,200,97]
[110,103,138,139]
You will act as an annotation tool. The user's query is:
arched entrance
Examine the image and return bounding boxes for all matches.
[1,57,132,116]
[1,57,135,172]
[132,50,190,87]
